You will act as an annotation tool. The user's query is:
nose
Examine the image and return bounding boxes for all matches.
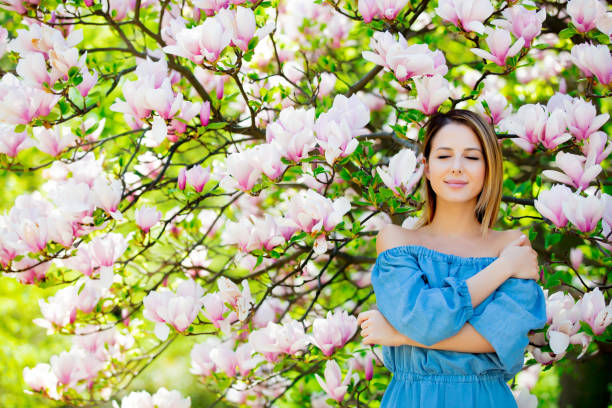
[451,156,463,173]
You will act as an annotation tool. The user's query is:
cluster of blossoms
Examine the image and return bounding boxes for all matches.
[113,387,191,408]
[529,288,612,363]
[24,326,135,401]
[500,94,610,154]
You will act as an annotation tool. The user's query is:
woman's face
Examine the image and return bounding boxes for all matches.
[424,122,486,204]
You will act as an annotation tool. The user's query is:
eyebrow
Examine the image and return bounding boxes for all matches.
[435,147,482,152]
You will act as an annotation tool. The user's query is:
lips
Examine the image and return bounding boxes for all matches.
[444,180,467,187]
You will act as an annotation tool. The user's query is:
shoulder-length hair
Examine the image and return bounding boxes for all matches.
[413,109,503,238]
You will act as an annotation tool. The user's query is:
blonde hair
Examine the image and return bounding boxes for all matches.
[413,110,503,237]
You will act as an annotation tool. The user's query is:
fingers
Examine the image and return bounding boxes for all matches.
[357,310,374,325]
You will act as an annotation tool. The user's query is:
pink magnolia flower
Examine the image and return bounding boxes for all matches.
[540,109,573,150]
[578,288,612,335]
[542,151,602,191]
[144,79,183,120]
[349,351,376,381]
[17,218,48,253]
[50,349,89,387]
[152,388,191,408]
[315,360,352,403]
[470,27,524,66]
[0,123,33,157]
[16,52,51,87]
[285,190,351,234]
[248,143,287,180]
[88,233,128,267]
[567,0,607,33]
[249,320,310,360]
[562,193,604,233]
[310,310,358,356]
[109,78,153,120]
[220,150,262,192]
[118,391,154,408]
[376,149,423,196]
[217,7,256,52]
[23,364,59,398]
[360,0,408,21]
[33,286,78,331]
[91,176,123,219]
[476,92,512,125]
[566,98,609,141]
[534,184,573,228]
[33,126,77,157]
[135,205,162,233]
[493,5,546,47]
[0,0,40,15]
[77,68,98,97]
[193,0,230,16]
[185,165,211,193]
[362,31,447,81]
[190,338,219,377]
[582,131,612,165]
[201,292,235,332]
[499,104,547,153]
[210,343,239,377]
[570,247,583,271]
[266,107,316,162]
[200,100,211,126]
[314,119,360,165]
[0,74,60,124]
[570,43,612,85]
[546,291,582,355]
[435,0,494,34]
[163,17,231,64]
[398,74,450,115]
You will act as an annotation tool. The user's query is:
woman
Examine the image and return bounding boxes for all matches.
[357,110,547,407]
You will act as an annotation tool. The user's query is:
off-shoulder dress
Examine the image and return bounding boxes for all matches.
[371,245,547,408]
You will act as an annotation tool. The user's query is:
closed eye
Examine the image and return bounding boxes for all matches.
[437,156,480,160]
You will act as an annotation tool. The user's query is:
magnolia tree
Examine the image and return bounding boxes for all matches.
[0,0,610,406]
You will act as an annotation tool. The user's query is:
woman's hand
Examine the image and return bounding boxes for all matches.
[499,234,539,281]
[357,310,407,347]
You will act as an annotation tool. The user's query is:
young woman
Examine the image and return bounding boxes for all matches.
[357,110,547,407]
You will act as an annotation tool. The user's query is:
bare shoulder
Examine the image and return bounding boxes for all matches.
[376,224,420,255]
[498,228,532,250]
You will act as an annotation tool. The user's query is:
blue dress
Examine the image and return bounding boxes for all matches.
[371,245,547,408]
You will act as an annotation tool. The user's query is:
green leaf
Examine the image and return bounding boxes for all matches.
[206,122,227,130]
[14,124,26,133]
[559,27,577,39]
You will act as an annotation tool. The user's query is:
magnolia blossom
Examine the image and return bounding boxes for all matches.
[117,388,190,408]
[570,43,612,85]
[546,291,581,355]
[219,150,262,192]
[435,0,494,34]
[358,0,408,22]
[562,193,604,233]
[499,103,547,153]
[566,98,610,141]
[33,126,77,157]
[285,190,351,234]
[217,7,257,52]
[470,27,524,66]
[310,310,358,356]
[493,5,546,46]
[248,319,310,361]
[570,247,584,271]
[23,363,59,399]
[201,292,237,332]
[190,338,219,377]
[315,360,352,403]
[0,74,60,124]
[362,31,447,81]
[0,123,33,157]
[582,131,612,165]
[534,184,573,228]
[143,279,205,340]
[567,0,607,33]
[185,165,211,192]
[476,92,512,125]
[398,74,450,115]
[579,288,612,335]
[135,205,162,233]
[266,107,316,162]
[91,176,123,219]
[539,109,572,150]
[162,17,231,64]
[376,148,423,195]
[542,151,602,191]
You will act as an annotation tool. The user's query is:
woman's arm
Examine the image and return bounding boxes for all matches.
[358,310,494,353]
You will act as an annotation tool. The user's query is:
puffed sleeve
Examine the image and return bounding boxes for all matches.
[371,250,474,346]
[469,278,547,377]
